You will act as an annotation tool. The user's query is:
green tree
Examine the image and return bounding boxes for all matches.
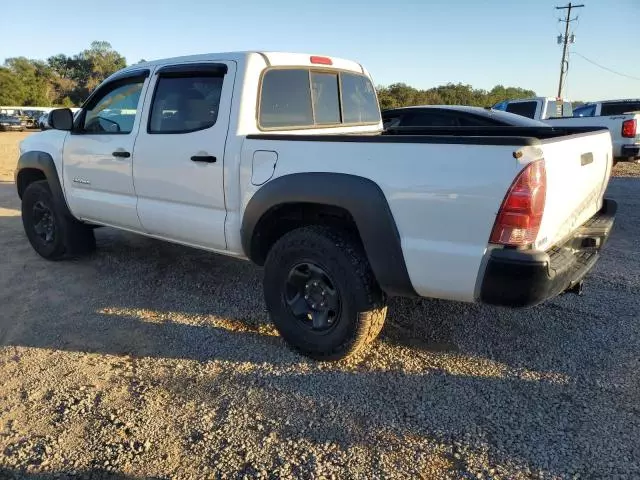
[42,41,127,106]
[0,67,24,105]
[60,96,75,107]
[80,41,126,93]
[3,57,53,105]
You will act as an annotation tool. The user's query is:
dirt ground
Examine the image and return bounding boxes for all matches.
[1,131,639,479]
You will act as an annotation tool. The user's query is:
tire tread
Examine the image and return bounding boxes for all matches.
[22,180,95,260]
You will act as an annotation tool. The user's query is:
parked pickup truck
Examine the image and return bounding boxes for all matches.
[15,52,617,360]
[494,97,640,161]
[573,99,640,118]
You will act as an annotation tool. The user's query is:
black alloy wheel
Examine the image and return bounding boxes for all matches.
[31,200,56,246]
[284,262,341,332]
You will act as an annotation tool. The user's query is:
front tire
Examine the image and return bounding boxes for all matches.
[21,180,95,260]
[264,226,387,360]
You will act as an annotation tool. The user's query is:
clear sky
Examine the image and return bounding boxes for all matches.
[2,0,639,100]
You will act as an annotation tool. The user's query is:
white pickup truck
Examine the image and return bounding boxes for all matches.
[494,97,640,161]
[15,51,617,360]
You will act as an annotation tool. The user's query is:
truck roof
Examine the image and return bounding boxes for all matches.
[115,51,366,78]
[506,97,571,103]
[513,98,639,105]
[595,98,640,104]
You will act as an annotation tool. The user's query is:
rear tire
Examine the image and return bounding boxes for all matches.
[263,225,387,360]
[21,180,95,260]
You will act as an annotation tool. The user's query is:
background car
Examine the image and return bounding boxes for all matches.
[573,99,640,117]
[6,109,33,129]
[0,114,25,132]
[382,105,548,129]
[38,112,50,130]
[23,110,44,128]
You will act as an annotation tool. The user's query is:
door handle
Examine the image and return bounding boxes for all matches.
[191,155,217,163]
[112,151,131,158]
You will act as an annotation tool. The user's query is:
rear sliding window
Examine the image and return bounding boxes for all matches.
[505,101,538,119]
[259,68,380,129]
[600,102,640,116]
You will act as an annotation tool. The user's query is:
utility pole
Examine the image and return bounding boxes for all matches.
[556,2,584,99]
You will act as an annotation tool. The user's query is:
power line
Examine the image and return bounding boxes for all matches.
[571,51,640,81]
[555,3,584,99]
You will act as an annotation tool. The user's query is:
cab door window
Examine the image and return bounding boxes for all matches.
[148,75,223,134]
[82,80,145,134]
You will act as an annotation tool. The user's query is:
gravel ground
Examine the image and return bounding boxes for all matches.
[611,160,640,177]
[0,131,639,479]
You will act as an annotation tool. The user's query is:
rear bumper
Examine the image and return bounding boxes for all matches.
[619,145,640,159]
[0,125,24,131]
[479,198,617,307]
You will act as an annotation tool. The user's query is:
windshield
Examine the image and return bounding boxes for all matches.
[492,101,508,111]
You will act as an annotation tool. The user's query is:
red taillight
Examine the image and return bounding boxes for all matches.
[310,56,332,65]
[490,160,547,247]
[622,119,637,138]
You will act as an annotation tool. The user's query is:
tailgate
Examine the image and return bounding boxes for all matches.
[534,129,613,251]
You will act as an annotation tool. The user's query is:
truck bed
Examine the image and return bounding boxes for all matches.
[244,125,612,302]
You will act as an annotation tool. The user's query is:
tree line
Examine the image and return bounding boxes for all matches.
[0,41,131,107]
[0,41,536,109]
[377,83,536,110]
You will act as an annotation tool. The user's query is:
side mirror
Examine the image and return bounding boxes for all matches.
[48,108,74,131]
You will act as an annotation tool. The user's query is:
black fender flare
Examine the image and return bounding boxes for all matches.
[15,151,76,220]
[241,172,418,297]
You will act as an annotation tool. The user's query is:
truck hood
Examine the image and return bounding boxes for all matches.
[19,130,68,157]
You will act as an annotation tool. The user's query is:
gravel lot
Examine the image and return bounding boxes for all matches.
[0,131,639,479]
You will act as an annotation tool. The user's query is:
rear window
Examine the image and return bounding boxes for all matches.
[505,101,538,119]
[340,72,380,124]
[600,102,640,116]
[400,112,458,127]
[259,68,380,129]
[311,72,340,124]
[484,110,548,127]
[573,104,596,117]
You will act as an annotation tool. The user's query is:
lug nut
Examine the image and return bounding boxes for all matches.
[304,294,309,300]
